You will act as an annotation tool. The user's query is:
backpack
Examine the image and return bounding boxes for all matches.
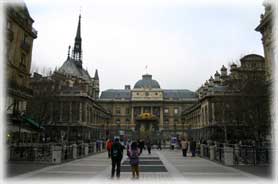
[112,144,122,158]
[130,150,139,165]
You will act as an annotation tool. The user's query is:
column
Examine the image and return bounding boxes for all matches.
[131,106,134,124]
[84,103,87,123]
[160,106,163,128]
[141,106,143,114]
[212,103,215,122]
[150,106,153,114]
[59,102,63,121]
[50,102,53,121]
[69,102,72,122]
[79,102,82,122]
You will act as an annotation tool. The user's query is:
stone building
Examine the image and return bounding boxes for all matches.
[255,0,275,81]
[5,3,40,143]
[99,74,198,141]
[27,15,110,143]
[182,54,269,142]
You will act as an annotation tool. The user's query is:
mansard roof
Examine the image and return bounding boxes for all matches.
[99,89,197,100]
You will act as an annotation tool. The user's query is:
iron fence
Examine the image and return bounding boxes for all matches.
[9,144,52,162]
[215,146,224,163]
[61,145,73,161]
[234,146,270,165]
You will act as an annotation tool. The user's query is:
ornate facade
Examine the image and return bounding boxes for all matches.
[27,15,110,143]
[255,0,275,81]
[99,74,198,141]
[182,54,270,142]
[5,3,39,143]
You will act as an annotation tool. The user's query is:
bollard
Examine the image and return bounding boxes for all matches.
[209,145,215,160]
[7,145,10,161]
[51,145,62,164]
[234,144,240,164]
[84,143,89,156]
[72,144,77,159]
[100,141,103,152]
[33,147,38,161]
[93,142,96,153]
[224,146,234,165]
[200,144,204,157]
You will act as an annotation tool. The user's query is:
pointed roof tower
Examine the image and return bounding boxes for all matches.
[94,69,99,80]
[72,14,82,66]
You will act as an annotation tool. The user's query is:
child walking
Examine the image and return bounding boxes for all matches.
[128,141,140,179]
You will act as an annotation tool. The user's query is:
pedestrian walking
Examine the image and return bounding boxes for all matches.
[146,140,152,154]
[128,141,140,179]
[106,139,113,158]
[181,138,188,157]
[126,139,131,156]
[138,139,144,154]
[111,138,124,178]
[158,140,162,150]
[190,140,196,157]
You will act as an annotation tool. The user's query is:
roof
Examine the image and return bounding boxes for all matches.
[163,90,197,99]
[58,57,91,81]
[240,54,264,63]
[100,89,197,100]
[100,89,131,99]
[134,74,160,89]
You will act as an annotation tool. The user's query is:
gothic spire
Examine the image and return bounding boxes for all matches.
[72,14,82,66]
[94,69,99,80]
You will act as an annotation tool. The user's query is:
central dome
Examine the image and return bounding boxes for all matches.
[134,74,161,89]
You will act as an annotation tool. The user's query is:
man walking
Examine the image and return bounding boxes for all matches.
[146,139,152,154]
[181,138,188,157]
[190,140,196,157]
[111,138,124,178]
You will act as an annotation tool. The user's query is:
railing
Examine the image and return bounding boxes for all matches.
[9,144,52,163]
[203,145,210,158]
[77,144,85,158]
[61,145,73,161]
[198,143,271,166]
[215,146,224,163]
[8,141,107,163]
[234,146,270,165]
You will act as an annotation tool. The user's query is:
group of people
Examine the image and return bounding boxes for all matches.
[180,138,196,157]
[106,138,143,179]
[105,137,197,179]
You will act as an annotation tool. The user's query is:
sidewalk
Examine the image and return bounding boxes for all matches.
[5,149,273,183]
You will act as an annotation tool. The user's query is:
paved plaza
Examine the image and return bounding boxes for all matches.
[6,149,272,183]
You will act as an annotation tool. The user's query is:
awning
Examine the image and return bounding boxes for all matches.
[23,117,44,130]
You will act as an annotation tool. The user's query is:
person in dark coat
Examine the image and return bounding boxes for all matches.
[146,140,152,154]
[190,140,196,157]
[158,140,162,150]
[111,138,124,178]
[138,139,144,154]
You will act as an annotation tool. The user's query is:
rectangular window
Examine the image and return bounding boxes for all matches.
[125,108,130,115]
[20,53,26,68]
[116,107,121,115]
[143,107,150,113]
[116,119,120,124]
[164,108,169,114]
[23,34,28,44]
[7,21,11,30]
[174,108,179,115]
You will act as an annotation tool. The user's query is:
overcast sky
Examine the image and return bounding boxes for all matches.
[23,0,264,92]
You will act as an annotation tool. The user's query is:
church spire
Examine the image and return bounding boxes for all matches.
[94,69,99,80]
[72,14,82,66]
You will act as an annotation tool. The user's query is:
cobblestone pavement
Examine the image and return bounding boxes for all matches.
[6,149,273,183]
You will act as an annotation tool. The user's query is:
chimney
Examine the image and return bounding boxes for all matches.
[125,85,131,90]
